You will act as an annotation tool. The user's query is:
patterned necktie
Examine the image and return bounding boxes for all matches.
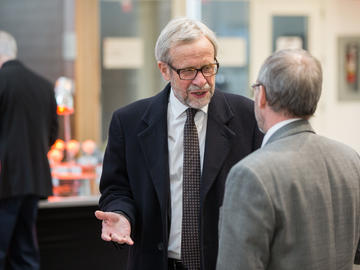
[181,108,201,270]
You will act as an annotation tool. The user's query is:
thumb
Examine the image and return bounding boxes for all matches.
[95,210,106,220]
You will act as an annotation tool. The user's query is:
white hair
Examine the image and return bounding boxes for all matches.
[0,31,17,59]
[155,17,218,63]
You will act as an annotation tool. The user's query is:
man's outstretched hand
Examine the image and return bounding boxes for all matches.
[95,210,134,245]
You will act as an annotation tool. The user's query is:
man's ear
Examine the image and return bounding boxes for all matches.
[158,61,170,81]
[258,85,267,108]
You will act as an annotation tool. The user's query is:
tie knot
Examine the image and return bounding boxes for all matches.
[186,108,198,120]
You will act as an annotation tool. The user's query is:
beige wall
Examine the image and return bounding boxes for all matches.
[250,0,360,153]
[75,0,101,144]
[319,0,360,154]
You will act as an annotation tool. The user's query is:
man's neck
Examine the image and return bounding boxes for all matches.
[0,56,11,68]
[263,109,293,133]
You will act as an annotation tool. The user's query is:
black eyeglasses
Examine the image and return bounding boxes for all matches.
[167,59,219,80]
[250,82,267,97]
[251,83,262,90]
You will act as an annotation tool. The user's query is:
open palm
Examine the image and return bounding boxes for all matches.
[95,210,134,245]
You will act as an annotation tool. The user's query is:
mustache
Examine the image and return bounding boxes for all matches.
[187,83,212,91]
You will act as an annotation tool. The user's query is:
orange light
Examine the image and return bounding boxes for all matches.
[52,139,66,151]
[57,105,74,115]
[81,140,97,155]
[47,148,64,163]
[66,139,80,156]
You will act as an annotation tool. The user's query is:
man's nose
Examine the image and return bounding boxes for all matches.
[192,70,207,86]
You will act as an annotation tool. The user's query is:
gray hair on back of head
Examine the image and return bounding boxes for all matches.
[155,17,218,63]
[257,49,322,118]
[0,31,17,59]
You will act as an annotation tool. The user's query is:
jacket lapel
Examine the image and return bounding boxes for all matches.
[137,86,239,209]
[138,84,170,214]
[200,91,236,203]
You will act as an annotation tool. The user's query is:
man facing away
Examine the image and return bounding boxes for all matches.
[0,31,58,270]
[95,17,263,270]
[217,48,360,270]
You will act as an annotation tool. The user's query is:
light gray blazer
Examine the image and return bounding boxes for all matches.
[217,119,360,270]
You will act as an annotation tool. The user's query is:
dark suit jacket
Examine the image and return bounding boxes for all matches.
[99,83,263,270]
[0,60,58,199]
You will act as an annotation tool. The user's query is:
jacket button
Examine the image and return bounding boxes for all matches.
[157,242,164,251]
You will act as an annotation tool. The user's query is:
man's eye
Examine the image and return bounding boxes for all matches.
[181,69,196,74]
[202,65,212,72]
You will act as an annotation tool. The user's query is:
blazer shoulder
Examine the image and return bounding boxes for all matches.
[112,86,169,122]
[316,135,360,161]
[220,91,254,113]
[113,96,153,116]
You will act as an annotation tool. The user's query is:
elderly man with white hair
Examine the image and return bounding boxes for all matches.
[0,31,58,270]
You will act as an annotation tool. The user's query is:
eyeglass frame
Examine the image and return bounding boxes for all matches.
[167,58,219,80]
[250,82,265,94]
[251,82,263,90]
[251,82,268,100]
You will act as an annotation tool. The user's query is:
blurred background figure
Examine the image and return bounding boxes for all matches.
[0,30,58,270]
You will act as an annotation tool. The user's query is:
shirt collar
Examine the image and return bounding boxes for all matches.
[261,118,302,147]
[169,87,208,118]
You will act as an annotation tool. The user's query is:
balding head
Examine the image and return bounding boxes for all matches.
[257,49,322,118]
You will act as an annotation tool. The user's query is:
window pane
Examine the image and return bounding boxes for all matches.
[202,0,250,97]
[100,0,171,141]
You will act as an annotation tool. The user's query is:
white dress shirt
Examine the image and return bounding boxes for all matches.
[167,89,208,259]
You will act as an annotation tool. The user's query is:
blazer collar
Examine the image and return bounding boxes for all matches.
[265,119,315,146]
[2,59,22,69]
[141,83,170,126]
[137,83,171,216]
[138,85,237,208]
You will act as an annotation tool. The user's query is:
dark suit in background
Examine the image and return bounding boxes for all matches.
[0,58,58,269]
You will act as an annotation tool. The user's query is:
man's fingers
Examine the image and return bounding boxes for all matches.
[125,236,134,246]
[101,232,112,241]
[121,235,134,245]
[111,233,134,246]
[96,211,133,245]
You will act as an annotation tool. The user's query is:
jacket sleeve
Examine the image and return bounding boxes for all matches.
[98,112,137,228]
[355,239,360,264]
[49,85,59,146]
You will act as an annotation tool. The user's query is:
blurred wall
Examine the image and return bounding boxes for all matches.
[1,0,359,153]
[0,0,72,83]
[250,0,360,153]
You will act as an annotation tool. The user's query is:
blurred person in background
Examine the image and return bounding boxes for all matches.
[95,17,263,270]
[217,49,360,270]
[0,30,58,270]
